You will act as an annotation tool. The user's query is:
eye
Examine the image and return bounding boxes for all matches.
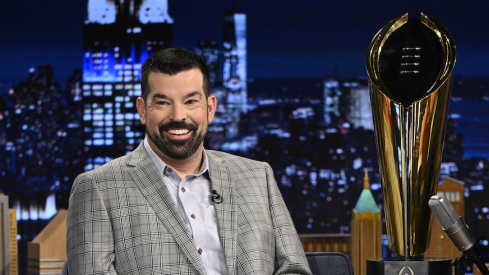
[155,101,169,106]
[186,99,198,104]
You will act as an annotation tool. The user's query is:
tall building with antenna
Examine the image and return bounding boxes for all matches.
[82,0,173,170]
[221,6,247,139]
[351,169,382,275]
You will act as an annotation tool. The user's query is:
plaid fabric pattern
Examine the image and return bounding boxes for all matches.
[67,143,311,275]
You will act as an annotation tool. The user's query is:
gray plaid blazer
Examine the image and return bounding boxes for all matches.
[67,143,311,275]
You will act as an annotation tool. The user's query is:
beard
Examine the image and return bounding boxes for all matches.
[146,120,207,160]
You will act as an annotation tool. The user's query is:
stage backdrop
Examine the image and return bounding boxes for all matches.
[1,0,489,273]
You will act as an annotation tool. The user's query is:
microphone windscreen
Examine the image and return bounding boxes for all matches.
[429,195,460,230]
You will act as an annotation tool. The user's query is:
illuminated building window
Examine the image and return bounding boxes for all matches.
[94,139,104,146]
[94,121,104,127]
[93,115,103,121]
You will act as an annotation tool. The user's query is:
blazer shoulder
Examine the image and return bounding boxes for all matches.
[207,150,269,172]
[70,154,130,194]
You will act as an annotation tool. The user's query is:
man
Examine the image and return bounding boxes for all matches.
[67,48,311,275]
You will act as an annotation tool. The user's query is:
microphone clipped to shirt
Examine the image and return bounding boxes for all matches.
[211,190,223,204]
[429,194,489,275]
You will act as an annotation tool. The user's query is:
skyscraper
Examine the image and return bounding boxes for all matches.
[351,169,382,275]
[323,76,341,125]
[82,0,173,170]
[345,79,373,130]
[424,176,464,259]
[221,8,247,140]
[195,41,219,87]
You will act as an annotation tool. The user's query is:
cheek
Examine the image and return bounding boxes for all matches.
[146,112,166,127]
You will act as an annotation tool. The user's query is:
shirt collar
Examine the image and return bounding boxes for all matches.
[143,136,209,177]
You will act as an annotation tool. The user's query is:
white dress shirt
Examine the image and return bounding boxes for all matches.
[144,137,228,275]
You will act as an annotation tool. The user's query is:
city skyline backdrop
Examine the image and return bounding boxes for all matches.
[2,0,489,87]
[1,1,489,273]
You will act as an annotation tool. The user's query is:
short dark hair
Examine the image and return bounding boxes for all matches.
[140,48,210,101]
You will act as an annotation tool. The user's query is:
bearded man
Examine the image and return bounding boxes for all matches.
[66,48,311,275]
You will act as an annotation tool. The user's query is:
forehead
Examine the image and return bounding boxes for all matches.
[146,69,204,97]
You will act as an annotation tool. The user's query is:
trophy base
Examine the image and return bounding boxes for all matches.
[367,259,452,275]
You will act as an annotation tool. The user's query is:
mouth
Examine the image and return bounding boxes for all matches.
[166,128,191,135]
[164,128,192,139]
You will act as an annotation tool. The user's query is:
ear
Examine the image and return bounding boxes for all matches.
[207,95,217,123]
[136,97,147,125]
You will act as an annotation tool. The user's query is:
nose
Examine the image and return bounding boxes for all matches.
[170,102,186,122]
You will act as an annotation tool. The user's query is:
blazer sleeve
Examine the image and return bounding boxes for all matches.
[66,172,119,275]
[264,163,312,275]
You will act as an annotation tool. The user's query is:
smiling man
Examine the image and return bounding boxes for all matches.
[66,48,311,275]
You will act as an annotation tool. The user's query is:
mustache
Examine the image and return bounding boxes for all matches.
[158,120,198,132]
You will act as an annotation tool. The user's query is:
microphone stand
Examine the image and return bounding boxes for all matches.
[452,247,489,275]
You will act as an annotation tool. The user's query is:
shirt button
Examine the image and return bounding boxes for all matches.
[191,214,196,219]
[198,248,202,255]
[167,168,172,173]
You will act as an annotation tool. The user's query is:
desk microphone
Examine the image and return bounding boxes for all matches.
[429,195,489,275]
[211,190,223,204]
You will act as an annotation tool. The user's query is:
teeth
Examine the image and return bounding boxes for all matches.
[167,129,190,135]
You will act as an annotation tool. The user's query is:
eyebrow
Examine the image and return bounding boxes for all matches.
[151,93,170,100]
[151,91,203,101]
[184,91,203,99]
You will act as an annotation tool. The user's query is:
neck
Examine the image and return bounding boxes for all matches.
[150,142,204,178]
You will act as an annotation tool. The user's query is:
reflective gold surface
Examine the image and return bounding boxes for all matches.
[366,13,456,258]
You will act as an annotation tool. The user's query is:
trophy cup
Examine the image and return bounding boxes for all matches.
[366,13,456,275]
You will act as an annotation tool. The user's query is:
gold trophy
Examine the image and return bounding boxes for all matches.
[366,13,455,274]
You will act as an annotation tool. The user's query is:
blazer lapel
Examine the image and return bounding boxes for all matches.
[127,143,206,275]
[208,153,237,275]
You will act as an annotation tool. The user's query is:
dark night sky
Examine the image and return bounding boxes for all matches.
[1,0,489,88]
